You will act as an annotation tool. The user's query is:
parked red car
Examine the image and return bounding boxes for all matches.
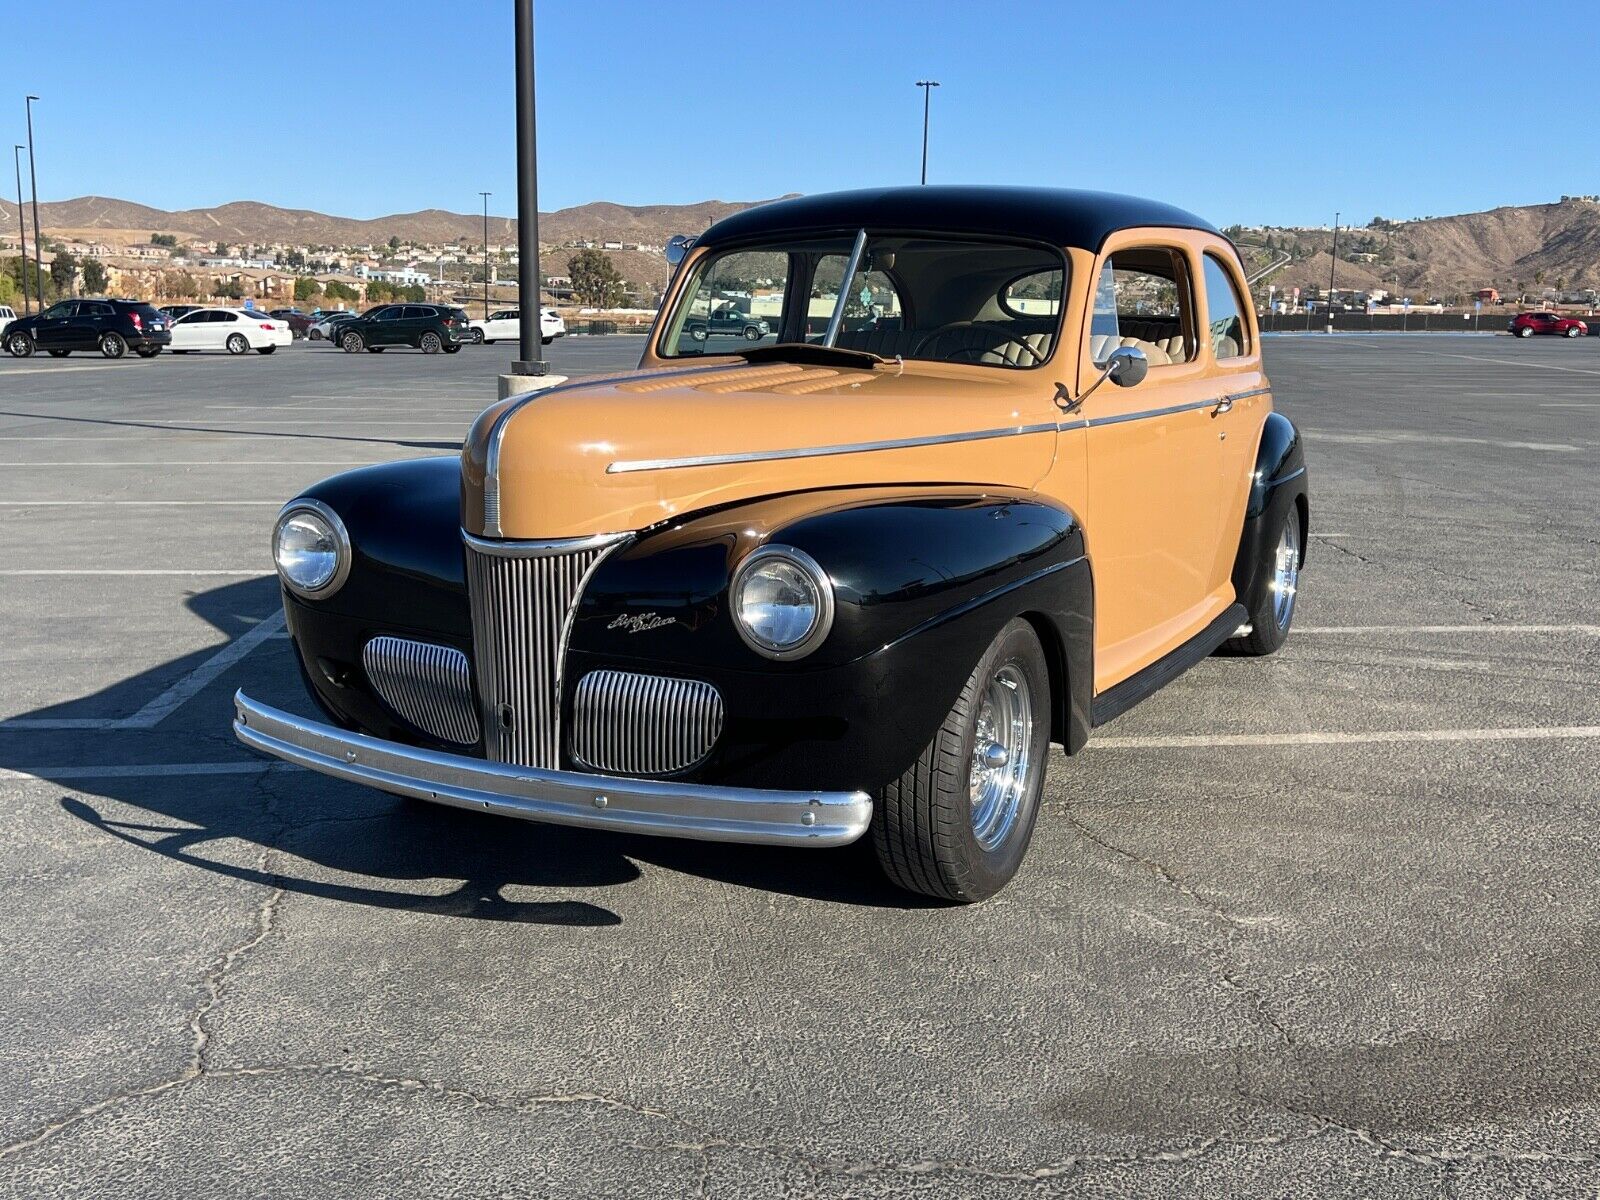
[1509,312,1588,338]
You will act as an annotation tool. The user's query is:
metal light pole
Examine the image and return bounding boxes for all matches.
[916,80,940,185]
[479,191,491,322]
[12,145,28,316]
[514,0,546,374]
[1326,211,1339,334]
[25,95,43,309]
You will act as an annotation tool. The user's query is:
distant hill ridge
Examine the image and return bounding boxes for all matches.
[0,194,794,248]
[4,193,1599,295]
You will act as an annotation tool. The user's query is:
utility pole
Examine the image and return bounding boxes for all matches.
[479,191,491,322]
[916,80,940,185]
[514,0,547,373]
[25,95,43,310]
[1326,211,1339,334]
[12,144,28,316]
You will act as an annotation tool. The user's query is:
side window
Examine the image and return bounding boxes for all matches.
[999,269,1063,318]
[1090,248,1194,367]
[809,257,901,339]
[43,302,74,319]
[1202,254,1250,360]
[87,302,115,317]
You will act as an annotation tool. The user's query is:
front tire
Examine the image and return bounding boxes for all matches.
[542,336,553,345]
[5,331,33,357]
[744,326,762,340]
[1518,326,1533,337]
[341,331,365,353]
[1566,326,1581,338]
[1225,503,1302,656]
[100,333,128,359]
[872,618,1050,903]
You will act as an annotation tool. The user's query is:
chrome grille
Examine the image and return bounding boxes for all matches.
[570,669,725,777]
[465,538,622,768]
[360,636,480,745]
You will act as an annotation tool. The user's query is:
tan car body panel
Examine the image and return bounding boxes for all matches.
[460,229,1269,697]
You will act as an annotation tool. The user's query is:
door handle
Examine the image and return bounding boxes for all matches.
[1210,395,1234,417]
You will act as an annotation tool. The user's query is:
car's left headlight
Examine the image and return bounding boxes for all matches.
[273,498,350,599]
[730,545,834,660]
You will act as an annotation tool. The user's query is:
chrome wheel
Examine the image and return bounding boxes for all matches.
[968,663,1034,852]
[1270,519,1300,629]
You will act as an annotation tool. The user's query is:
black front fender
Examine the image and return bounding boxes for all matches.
[566,487,1093,790]
[1232,411,1308,608]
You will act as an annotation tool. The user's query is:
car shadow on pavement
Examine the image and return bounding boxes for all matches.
[14,580,919,927]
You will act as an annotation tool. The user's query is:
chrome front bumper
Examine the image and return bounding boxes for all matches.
[233,691,872,847]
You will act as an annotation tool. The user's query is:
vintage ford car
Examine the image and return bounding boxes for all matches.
[235,186,1308,902]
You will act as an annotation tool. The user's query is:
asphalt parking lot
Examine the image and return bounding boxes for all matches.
[2,332,1598,1197]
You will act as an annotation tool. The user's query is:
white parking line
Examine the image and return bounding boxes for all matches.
[0,461,405,467]
[1408,350,1600,377]
[1094,726,1600,749]
[0,500,282,506]
[0,569,264,576]
[0,762,283,782]
[1,612,287,730]
[1297,624,1600,635]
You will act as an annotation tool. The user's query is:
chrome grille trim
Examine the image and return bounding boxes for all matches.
[465,535,632,769]
[360,636,480,746]
[570,670,725,777]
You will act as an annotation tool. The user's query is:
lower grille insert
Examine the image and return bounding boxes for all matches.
[570,669,725,777]
[361,636,480,745]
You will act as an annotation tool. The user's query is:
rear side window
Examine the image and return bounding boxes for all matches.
[1090,248,1194,366]
[1202,254,1250,360]
[1000,269,1063,318]
[86,302,115,316]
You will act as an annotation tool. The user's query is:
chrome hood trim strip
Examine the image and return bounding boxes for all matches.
[462,530,632,558]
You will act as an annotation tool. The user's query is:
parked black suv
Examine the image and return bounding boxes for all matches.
[336,304,470,354]
[4,298,173,359]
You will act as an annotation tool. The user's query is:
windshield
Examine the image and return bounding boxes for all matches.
[659,233,1065,369]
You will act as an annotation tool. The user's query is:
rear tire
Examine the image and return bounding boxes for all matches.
[256,345,277,355]
[443,343,461,354]
[366,346,384,354]
[541,336,553,345]
[172,349,190,355]
[872,618,1050,903]
[225,333,249,355]
[420,331,442,354]
[470,329,485,344]
[100,333,128,359]
[136,346,161,358]
[1224,503,1302,656]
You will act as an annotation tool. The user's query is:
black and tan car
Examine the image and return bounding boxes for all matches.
[235,186,1309,902]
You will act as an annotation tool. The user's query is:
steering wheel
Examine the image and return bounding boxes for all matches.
[913,322,1048,366]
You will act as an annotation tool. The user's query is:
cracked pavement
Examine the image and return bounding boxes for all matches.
[2,335,1599,1196]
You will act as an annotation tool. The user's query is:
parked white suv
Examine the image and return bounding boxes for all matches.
[0,305,16,337]
[468,307,566,345]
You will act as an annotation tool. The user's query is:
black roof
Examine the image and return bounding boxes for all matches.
[697,186,1217,252]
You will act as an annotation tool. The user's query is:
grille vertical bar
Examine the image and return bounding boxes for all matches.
[570,669,725,777]
[465,542,613,769]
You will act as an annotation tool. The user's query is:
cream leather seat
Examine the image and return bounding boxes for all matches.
[1090,318,1187,366]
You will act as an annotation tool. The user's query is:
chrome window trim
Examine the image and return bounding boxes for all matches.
[273,497,352,601]
[730,544,836,661]
[607,422,1059,475]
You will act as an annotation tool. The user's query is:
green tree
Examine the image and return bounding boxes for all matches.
[323,280,357,303]
[567,248,625,307]
[387,235,400,253]
[0,270,14,306]
[365,281,393,303]
[50,249,79,296]
[219,280,243,300]
[293,276,322,303]
[150,233,178,247]
[215,242,230,257]
[80,258,109,294]
[285,248,306,270]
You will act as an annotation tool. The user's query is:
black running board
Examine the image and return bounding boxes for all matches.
[1091,603,1248,727]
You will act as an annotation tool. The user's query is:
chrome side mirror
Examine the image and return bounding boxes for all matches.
[664,234,695,266]
[1106,345,1148,388]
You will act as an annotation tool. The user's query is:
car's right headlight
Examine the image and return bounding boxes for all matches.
[730,545,834,660]
[272,498,350,600]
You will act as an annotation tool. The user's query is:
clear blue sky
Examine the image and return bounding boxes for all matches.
[1,1,1592,227]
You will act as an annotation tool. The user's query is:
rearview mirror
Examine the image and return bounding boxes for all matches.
[664,234,695,266]
[1106,345,1148,388]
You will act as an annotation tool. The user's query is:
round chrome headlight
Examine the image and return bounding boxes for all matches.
[731,545,834,660]
[272,499,350,599]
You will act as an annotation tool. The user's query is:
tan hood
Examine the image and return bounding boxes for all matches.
[461,360,1060,539]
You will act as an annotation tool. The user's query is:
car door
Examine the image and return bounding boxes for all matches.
[32,301,75,348]
[170,311,207,350]
[1077,233,1233,692]
[366,305,398,345]
[74,301,116,348]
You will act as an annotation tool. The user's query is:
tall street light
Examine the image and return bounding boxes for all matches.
[12,144,28,316]
[916,80,940,185]
[25,95,42,310]
[1326,210,1340,335]
[513,0,546,374]
[479,191,491,322]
